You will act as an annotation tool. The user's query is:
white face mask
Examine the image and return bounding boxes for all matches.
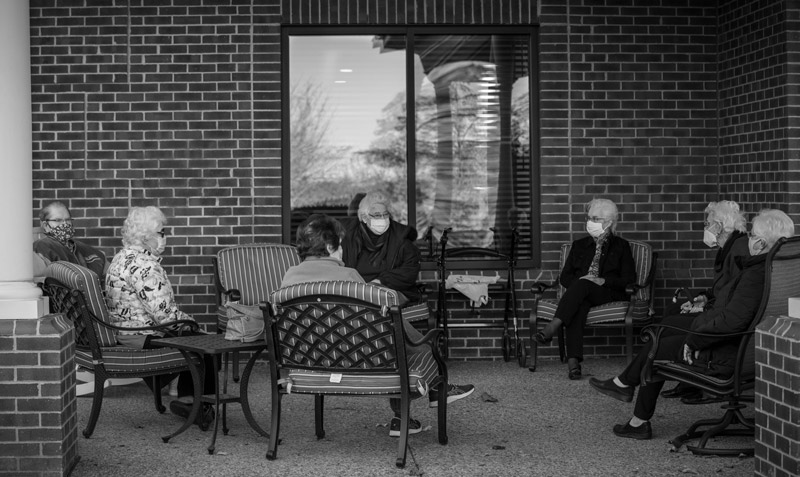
[369,218,390,235]
[329,245,343,261]
[586,220,606,238]
[154,236,167,255]
[748,236,767,256]
[703,229,718,248]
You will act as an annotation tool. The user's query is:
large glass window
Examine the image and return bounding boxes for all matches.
[284,28,537,262]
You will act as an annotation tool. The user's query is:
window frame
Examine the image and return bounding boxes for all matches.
[281,25,541,269]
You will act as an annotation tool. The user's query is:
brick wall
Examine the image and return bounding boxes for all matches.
[0,316,77,477]
[29,0,800,361]
[755,315,800,477]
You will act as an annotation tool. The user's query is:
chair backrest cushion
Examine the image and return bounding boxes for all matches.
[559,240,653,303]
[270,280,400,308]
[217,243,301,306]
[45,261,117,347]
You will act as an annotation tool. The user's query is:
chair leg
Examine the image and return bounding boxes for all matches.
[266,394,282,460]
[437,379,448,445]
[528,310,539,372]
[395,396,409,468]
[670,403,755,456]
[314,395,325,439]
[232,351,240,382]
[82,376,108,438]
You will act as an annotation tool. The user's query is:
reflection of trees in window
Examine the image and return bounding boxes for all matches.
[286,32,533,259]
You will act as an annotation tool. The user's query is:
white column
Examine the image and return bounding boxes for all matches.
[0,2,45,319]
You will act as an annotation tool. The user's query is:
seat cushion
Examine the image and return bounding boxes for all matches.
[282,348,439,396]
[75,347,188,374]
[401,303,430,323]
[271,281,401,308]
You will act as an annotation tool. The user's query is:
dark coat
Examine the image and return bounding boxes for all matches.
[559,233,636,300]
[706,230,749,309]
[686,252,767,377]
[33,235,107,278]
[341,218,422,302]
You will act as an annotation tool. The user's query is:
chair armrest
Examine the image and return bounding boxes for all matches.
[405,328,443,349]
[530,281,556,296]
[87,312,200,335]
[639,323,755,384]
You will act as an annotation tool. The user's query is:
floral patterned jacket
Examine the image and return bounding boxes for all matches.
[105,245,193,334]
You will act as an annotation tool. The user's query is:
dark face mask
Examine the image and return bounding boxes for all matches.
[47,222,75,244]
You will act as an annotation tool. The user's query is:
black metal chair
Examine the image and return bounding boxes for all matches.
[262,281,448,468]
[640,235,800,456]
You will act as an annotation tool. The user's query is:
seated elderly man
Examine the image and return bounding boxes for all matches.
[534,198,636,380]
[33,200,108,279]
[282,214,474,438]
[589,209,795,440]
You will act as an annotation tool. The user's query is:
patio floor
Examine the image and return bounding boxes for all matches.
[70,358,755,477]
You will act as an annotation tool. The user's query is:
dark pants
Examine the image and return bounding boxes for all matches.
[618,315,691,420]
[554,279,617,361]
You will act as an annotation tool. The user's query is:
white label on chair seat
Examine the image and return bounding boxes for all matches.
[330,373,343,383]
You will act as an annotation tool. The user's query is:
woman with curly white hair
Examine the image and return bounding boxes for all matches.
[105,206,215,430]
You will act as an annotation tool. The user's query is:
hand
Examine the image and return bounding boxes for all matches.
[682,344,694,365]
[370,278,383,286]
[679,301,693,313]
[579,275,605,286]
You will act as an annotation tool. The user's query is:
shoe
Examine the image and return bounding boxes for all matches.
[589,377,634,403]
[568,361,582,380]
[169,401,215,431]
[613,421,652,440]
[533,331,553,345]
[660,384,701,399]
[388,417,422,437]
[680,394,724,405]
[429,383,475,408]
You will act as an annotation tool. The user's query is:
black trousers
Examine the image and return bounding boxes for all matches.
[618,315,691,420]
[553,279,617,361]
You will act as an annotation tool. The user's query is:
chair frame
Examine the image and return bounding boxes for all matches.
[528,240,657,370]
[43,276,198,438]
[434,228,520,363]
[263,292,448,468]
[639,235,800,456]
[212,243,301,381]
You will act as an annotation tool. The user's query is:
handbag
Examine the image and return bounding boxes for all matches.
[224,303,265,342]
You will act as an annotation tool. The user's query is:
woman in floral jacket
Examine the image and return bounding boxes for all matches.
[105,206,214,430]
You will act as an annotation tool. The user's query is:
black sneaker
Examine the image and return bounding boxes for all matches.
[169,401,215,431]
[613,421,652,440]
[429,383,475,408]
[388,417,423,437]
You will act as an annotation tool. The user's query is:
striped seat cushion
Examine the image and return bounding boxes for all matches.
[216,244,301,306]
[283,348,438,396]
[45,262,117,347]
[271,281,401,308]
[75,347,188,373]
[401,303,430,323]
[537,240,653,325]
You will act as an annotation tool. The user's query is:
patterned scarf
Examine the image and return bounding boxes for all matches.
[587,231,610,278]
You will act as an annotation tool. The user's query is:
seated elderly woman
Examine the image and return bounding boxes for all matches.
[589,209,795,440]
[105,206,215,430]
[283,214,474,438]
[661,200,749,401]
[340,191,422,305]
[534,198,636,380]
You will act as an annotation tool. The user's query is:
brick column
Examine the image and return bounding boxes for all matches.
[755,315,800,477]
[0,315,78,477]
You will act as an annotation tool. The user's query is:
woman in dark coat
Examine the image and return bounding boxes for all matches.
[341,192,422,305]
[589,209,795,440]
[534,198,636,380]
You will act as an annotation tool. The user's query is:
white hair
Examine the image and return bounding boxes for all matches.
[752,209,795,250]
[121,206,166,248]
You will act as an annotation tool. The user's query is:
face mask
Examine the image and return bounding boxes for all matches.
[369,218,390,235]
[586,220,606,238]
[48,222,75,244]
[702,229,718,248]
[154,236,167,255]
[330,245,343,261]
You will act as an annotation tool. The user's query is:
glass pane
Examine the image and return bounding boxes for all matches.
[410,35,531,259]
[288,36,407,238]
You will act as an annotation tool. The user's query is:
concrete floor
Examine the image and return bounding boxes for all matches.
[70,358,755,477]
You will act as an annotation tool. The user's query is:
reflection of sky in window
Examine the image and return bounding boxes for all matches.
[290,36,406,150]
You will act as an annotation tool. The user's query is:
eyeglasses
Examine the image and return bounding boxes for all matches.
[45,218,73,224]
[368,212,391,219]
[157,229,168,238]
[586,216,607,223]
